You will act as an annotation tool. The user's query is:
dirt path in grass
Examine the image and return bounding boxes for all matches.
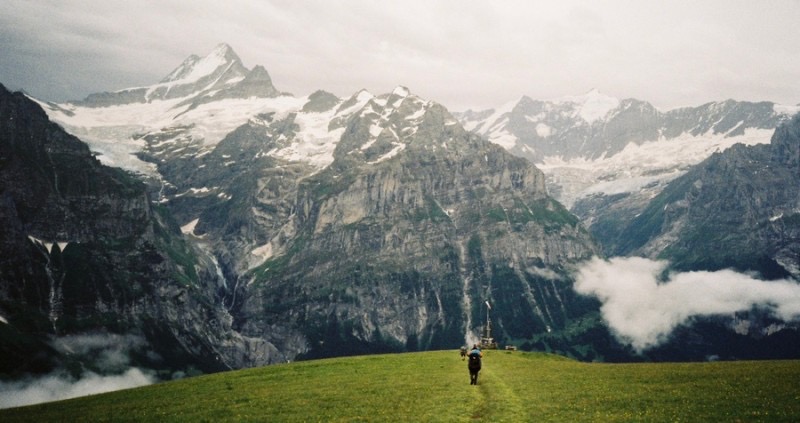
[470,365,527,420]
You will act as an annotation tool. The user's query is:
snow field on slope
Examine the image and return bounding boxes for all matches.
[538,128,775,208]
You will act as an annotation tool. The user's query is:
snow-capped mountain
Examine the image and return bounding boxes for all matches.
[36,43,289,178]
[456,90,798,210]
[6,42,798,380]
[22,44,602,368]
[37,49,443,190]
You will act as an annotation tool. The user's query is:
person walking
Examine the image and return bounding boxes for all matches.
[467,344,483,385]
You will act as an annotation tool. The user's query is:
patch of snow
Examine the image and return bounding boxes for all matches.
[392,86,410,98]
[38,94,306,176]
[174,44,233,84]
[555,89,619,124]
[368,143,406,164]
[774,103,800,116]
[369,124,383,138]
[356,89,374,101]
[535,123,552,137]
[460,118,482,132]
[488,129,518,151]
[269,105,346,169]
[474,98,520,137]
[181,218,200,235]
[178,95,304,147]
[26,236,70,254]
[405,106,427,121]
[250,243,274,261]
[539,127,775,208]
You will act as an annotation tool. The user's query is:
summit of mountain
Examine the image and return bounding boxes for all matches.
[70,43,276,108]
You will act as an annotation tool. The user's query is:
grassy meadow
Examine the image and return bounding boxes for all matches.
[2,350,799,422]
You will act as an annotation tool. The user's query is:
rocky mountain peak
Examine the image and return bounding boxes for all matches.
[215,64,279,99]
[302,90,340,113]
[160,43,244,84]
[73,43,254,107]
[332,87,453,165]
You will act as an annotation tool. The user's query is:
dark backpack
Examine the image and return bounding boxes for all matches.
[468,351,481,370]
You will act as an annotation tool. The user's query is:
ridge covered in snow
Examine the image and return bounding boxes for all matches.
[160,43,241,84]
[456,91,797,208]
[553,88,620,124]
[34,44,442,181]
[538,127,775,208]
[32,43,797,219]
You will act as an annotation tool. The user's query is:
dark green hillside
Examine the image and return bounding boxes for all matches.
[3,351,799,422]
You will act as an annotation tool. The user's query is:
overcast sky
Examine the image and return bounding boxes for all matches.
[2,0,799,111]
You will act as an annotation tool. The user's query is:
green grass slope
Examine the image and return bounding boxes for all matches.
[2,351,799,422]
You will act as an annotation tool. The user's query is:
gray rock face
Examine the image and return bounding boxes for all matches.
[0,84,286,377]
[90,77,591,357]
[155,87,600,359]
[302,90,340,113]
[612,114,800,279]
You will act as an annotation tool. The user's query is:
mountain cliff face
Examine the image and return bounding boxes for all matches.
[612,114,800,279]
[151,86,601,359]
[457,91,797,262]
[231,88,599,358]
[595,115,800,359]
[0,84,285,378]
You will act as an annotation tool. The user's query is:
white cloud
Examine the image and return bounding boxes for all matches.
[0,368,155,409]
[573,256,800,352]
[0,332,159,409]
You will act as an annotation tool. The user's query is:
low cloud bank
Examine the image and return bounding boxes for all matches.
[573,256,800,352]
[0,367,155,409]
[0,332,159,409]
